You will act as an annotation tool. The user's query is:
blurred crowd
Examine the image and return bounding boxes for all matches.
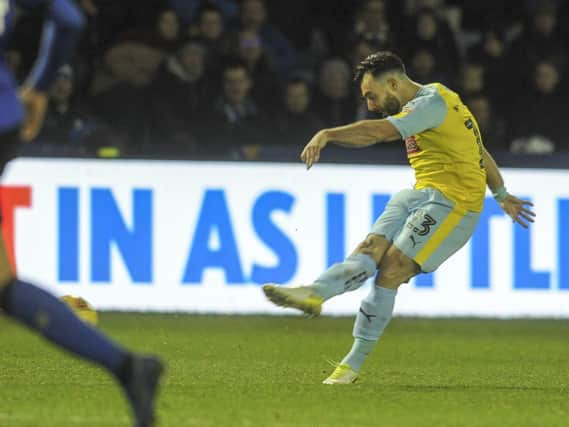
[6,0,569,159]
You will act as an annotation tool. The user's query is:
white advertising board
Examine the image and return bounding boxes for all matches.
[2,159,568,317]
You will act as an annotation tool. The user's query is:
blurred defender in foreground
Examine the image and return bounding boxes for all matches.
[0,1,163,425]
[263,51,535,385]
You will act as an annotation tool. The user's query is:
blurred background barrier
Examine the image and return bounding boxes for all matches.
[3,157,568,317]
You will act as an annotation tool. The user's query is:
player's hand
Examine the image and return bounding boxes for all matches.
[19,86,48,142]
[500,194,535,228]
[300,130,328,170]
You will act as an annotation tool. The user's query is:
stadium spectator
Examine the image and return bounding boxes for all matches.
[115,7,184,54]
[402,0,446,16]
[458,0,524,33]
[89,49,161,155]
[148,40,213,157]
[204,61,268,157]
[262,0,314,52]
[306,0,356,57]
[118,0,166,28]
[274,77,323,148]
[77,0,130,55]
[194,4,227,46]
[467,28,506,71]
[404,8,460,75]
[169,0,239,24]
[313,58,357,127]
[189,3,230,70]
[233,0,296,74]
[467,28,509,107]
[351,0,397,51]
[74,1,132,94]
[195,3,225,41]
[89,7,185,98]
[156,8,183,48]
[407,47,448,85]
[508,2,567,88]
[510,60,566,154]
[465,93,507,151]
[93,40,163,94]
[38,66,121,155]
[455,62,485,98]
[233,29,278,107]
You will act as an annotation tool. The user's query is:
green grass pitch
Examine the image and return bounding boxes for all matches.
[1,314,568,427]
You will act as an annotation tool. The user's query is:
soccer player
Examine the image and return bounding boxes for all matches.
[0,1,163,425]
[263,51,535,384]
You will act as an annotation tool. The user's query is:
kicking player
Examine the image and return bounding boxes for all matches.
[263,51,535,384]
[0,1,163,425]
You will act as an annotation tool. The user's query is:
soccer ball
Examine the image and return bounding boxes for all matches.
[60,295,99,327]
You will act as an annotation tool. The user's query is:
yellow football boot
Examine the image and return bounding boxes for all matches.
[262,284,323,317]
[322,363,359,385]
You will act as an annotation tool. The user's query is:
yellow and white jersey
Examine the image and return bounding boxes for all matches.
[387,83,487,212]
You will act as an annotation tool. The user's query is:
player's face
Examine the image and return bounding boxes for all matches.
[361,72,401,117]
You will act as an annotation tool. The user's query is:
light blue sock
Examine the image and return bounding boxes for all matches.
[342,285,397,372]
[309,253,377,300]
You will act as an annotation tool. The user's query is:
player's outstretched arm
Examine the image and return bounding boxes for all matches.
[19,0,85,141]
[483,148,535,228]
[300,119,401,169]
[23,0,85,91]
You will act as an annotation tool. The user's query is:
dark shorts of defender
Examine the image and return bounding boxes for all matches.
[0,127,22,223]
[0,127,20,176]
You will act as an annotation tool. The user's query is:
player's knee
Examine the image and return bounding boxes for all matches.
[377,267,401,286]
[353,234,388,265]
[377,250,419,287]
[376,268,415,289]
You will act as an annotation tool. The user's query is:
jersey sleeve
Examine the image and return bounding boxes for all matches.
[386,91,447,140]
[23,0,84,91]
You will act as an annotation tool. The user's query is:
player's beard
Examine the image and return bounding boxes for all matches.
[382,95,401,116]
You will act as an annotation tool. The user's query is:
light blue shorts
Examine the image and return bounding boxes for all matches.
[371,188,480,273]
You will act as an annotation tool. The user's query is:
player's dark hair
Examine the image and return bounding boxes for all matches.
[354,51,406,84]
